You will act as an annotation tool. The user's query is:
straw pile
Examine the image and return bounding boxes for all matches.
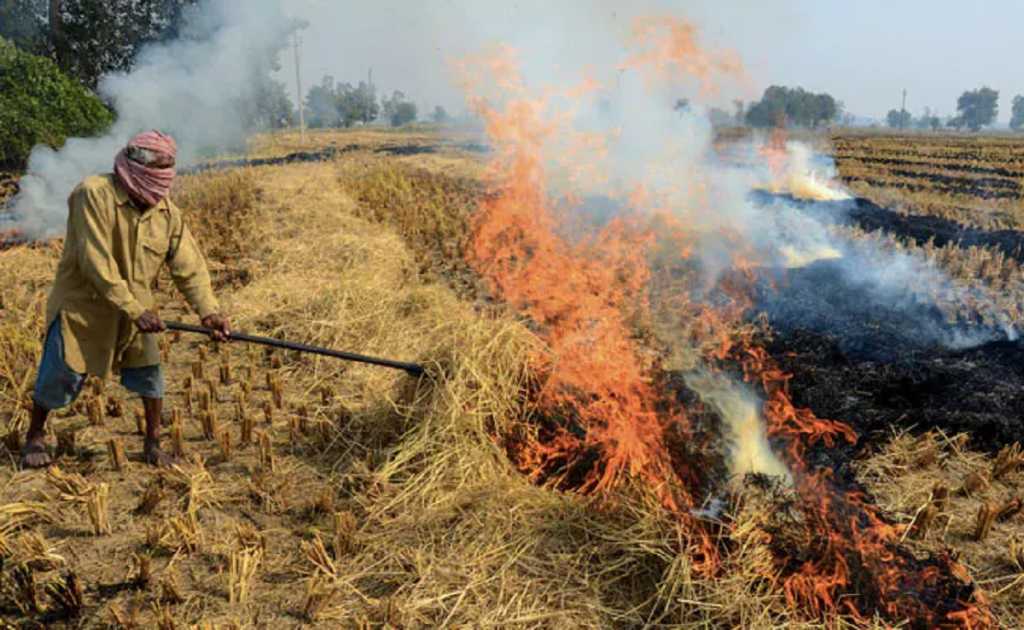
[0,131,916,627]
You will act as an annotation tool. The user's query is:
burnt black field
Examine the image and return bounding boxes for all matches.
[750,191,1024,455]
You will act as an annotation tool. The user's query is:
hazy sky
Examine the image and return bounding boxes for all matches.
[279,0,1024,123]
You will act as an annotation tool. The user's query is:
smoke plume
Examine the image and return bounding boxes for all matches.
[456,20,1018,480]
[10,0,293,238]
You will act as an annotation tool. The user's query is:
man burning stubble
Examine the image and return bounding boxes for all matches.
[20,130,230,468]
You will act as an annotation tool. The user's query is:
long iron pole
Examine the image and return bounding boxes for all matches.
[166,322,424,376]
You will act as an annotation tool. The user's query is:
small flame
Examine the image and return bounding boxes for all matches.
[778,244,843,268]
[758,134,850,202]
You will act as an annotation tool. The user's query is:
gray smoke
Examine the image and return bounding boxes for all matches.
[11,0,293,238]
[454,29,1020,358]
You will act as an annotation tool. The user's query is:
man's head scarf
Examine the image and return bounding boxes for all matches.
[113,130,177,208]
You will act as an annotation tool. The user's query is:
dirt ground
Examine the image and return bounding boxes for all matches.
[3,128,1024,628]
[1,150,487,627]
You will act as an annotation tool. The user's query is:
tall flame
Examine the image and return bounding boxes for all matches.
[460,15,991,628]
[621,16,744,95]
[465,51,693,511]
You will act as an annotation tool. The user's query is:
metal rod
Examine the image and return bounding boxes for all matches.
[166,321,424,376]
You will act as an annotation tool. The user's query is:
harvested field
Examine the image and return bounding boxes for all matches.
[4,1,1024,626]
[831,133,1024,231]
[2,126,1024,628]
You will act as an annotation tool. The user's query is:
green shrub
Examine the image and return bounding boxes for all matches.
[0,37,113,168]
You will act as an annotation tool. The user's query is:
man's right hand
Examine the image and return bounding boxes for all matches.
[135,310,166,333]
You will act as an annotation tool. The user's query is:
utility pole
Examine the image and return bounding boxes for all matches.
[899,89,907,131]
[368,68,374,125]
[293,31,305,144]
[48,0,64,67]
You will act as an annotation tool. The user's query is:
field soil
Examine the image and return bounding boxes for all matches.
[831,132,1024,231]
[0,138,523,628]
[2,128,1024,627]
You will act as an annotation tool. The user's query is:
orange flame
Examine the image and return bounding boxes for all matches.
[621,16,745,96]
[467,60,693,512]
[0,227,25,251]
[758,122,789,186]
[459,18,991,628]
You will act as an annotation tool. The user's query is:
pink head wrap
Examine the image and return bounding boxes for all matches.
[113,130,178,208]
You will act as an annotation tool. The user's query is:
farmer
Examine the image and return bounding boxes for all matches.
[20,130,230,469]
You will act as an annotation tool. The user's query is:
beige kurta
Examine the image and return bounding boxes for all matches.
[45,174,219,376]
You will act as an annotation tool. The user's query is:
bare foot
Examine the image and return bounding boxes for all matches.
[143,440,176,468]
[20,438,52,469]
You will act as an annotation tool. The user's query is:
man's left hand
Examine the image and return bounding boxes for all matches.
[201,314,231,342]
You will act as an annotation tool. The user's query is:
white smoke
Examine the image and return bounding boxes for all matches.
[756,141,850,202]
[10,0,293,238]
[578,85,1019,346]
[464,28,1019,477]
[686,371,792,484]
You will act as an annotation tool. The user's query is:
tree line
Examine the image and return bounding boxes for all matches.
[716,84,1024,132]
[0,0,295,132]
[886,87,1024,132]
[0,0,442,169]
[303,76,442,129]
[740,86,841,129]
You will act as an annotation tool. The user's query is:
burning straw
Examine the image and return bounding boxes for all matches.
[453,25,991,627]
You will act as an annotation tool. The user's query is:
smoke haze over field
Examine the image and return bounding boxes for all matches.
[283,0,1024,123]
[12,0,293,237]
[12,0,1023,236]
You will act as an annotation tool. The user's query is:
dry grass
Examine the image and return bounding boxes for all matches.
[0,128,918,628]
[170,169,262,289]
[829,223,1024,324]
[857,430,1024,626]
[0,243,57,442]
[831,132,1024,230]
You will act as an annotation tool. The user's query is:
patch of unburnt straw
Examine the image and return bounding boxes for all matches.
[170,168,262,289]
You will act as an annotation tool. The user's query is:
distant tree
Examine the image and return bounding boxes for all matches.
[354,81,378,124]
[381,90,416,127]
[956,87,999,132]
[305,75,379,128]
[745,85,839,128]
[1,0,203,88]
[812,93,838,127]
[393,102,417,126]
[305,75,340,128]
[946,116,965,131]
[885,109,911,129]
[337,80,377,126]
[914,107,941,132]
[1011,95,1024,131]
[707,107,733,127]
[431,105,449,124]
[744,86,784,127]
[231,28,295,132]
[242,75,293,130]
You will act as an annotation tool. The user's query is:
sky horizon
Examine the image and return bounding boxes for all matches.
[276,0,1023,124]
